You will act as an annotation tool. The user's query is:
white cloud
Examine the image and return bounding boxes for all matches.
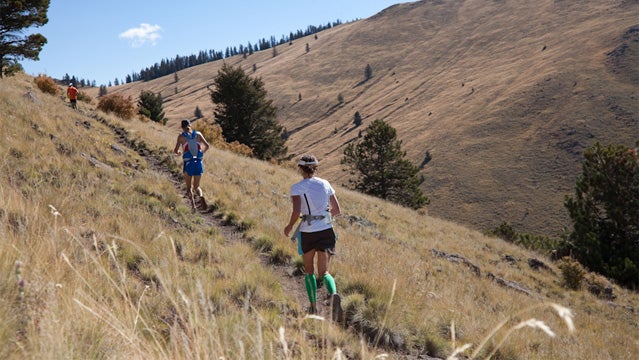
[119,23,162,47]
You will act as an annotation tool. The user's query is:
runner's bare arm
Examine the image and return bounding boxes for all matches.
[329,194,341,217]
[197,133,211,153]
[173,135,185,154]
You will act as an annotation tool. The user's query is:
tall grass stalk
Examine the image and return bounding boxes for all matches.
[373,279,396,350]
[447,302,575,360]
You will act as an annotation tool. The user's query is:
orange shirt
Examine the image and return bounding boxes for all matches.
[67,86,78,100]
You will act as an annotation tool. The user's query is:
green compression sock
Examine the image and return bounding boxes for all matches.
[321,273,337,294]
[304,274,317,304]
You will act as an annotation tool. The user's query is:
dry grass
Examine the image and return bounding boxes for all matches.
[82,0,639,240]
[2,72,639,359]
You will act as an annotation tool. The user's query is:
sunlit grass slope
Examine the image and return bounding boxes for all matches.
[2,74,638,359]
[87,0,639,239]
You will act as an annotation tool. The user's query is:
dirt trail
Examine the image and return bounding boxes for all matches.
[89,111,337,321]
[87,110,442,359]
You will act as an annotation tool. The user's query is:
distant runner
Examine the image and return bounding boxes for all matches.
[284,154,344,321]
[66,83,78,109]
[173,119,211,212]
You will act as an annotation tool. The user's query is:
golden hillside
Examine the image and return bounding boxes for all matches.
[2,68,639,358]
[88,0,639,238]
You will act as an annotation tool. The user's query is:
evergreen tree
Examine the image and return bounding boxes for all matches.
[194,106,203,119]
[364,64,373,81]
[354,111,362,127]
[210,64,287,160]
[563,142,639,288]
[138,90,166,124]
[341,119,429,209]
[98,85,107,96]
[0,0,49,78]
[3,60,23,76]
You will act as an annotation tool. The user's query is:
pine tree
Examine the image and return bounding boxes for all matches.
[563,142,639,288]
[138,90,166,124]
[210,64,287,160]
[364,64,373,81]
[0,0,49,78]
[353,111,362,127]
[194,106,203,119]
[341,119,429,209]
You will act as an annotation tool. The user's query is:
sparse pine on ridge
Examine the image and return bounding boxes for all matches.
[342,119,429,210]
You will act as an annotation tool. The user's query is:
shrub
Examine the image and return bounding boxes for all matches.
[97,93,135,119]
[558,257,586,290]
[192,120,253,157]
[250,236,273,252]
[77,91,92,104]
[488,221,560,255]
[584,273,616,300]
[4,61,23,77]
[34,75,59,95]
[268,246,290,265]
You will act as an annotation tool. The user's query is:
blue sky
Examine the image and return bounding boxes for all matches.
[21,1,412,86]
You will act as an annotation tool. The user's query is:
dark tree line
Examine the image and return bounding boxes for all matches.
[128,20,343,84]
[61,73,96,87]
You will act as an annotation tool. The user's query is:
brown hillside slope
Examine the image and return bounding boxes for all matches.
[5,71,639,359]
[92,0,639,237]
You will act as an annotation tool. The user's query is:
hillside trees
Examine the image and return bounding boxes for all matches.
[138,90,166,124]
[364,64,373,81]
[354,111,362,127]
[341,119,429,209]
[563,142,639,288]
[210,64,287,160]
[0,0,49,78]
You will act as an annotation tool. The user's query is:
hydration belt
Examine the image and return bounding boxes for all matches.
[301,214,325,225]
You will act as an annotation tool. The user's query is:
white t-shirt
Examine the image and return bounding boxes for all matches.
[290,177,335,233]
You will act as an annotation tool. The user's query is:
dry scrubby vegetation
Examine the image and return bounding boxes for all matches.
[96,93,136,119]
[2,73,638,359]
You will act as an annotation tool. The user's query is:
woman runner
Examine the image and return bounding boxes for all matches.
[284,154,343,320]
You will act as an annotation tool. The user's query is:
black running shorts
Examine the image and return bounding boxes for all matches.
[300,228,336,255]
